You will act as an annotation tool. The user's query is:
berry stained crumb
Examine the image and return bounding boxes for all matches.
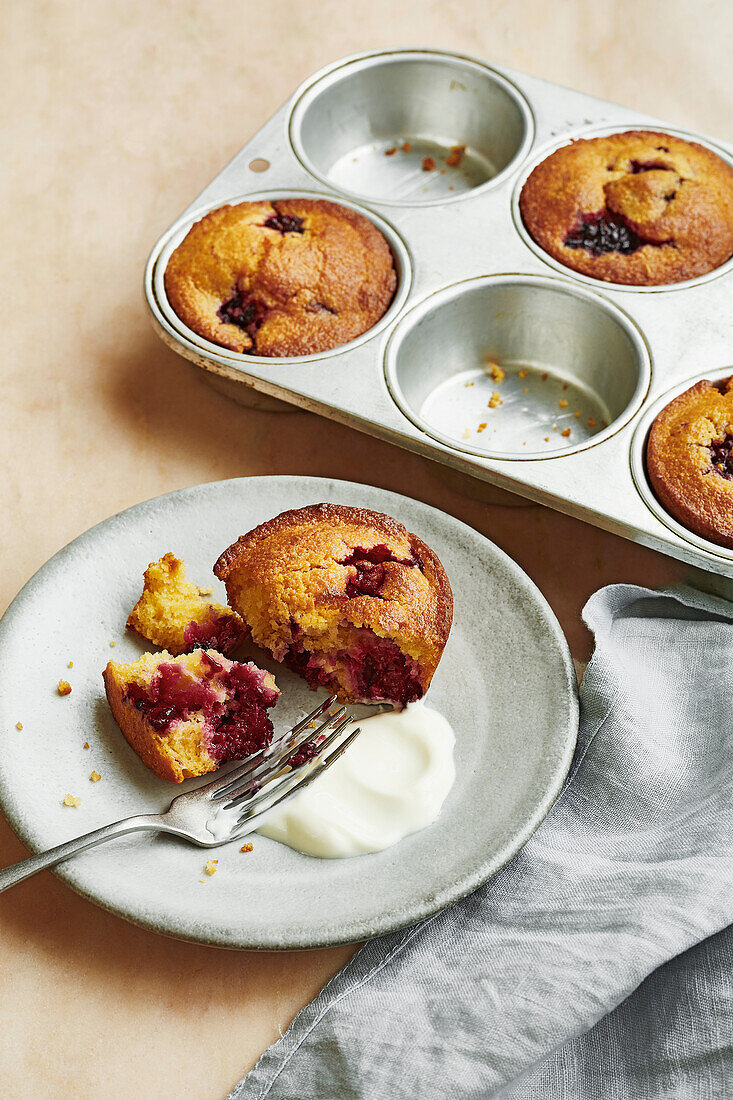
[422,156,436,172]
[541,372,549,381]
[57,680,72,696]
[240,842,254,853]
[90,771,101,783]
[384,146,397,156]
[62,794,81,808]
[204,860,219,876]
[401,142,411,153]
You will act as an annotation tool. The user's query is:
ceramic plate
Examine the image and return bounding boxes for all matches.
[0,477,577,949]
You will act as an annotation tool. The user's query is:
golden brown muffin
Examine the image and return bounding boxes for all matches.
[214,503,453,708]
[520,131,733,285]
[647,375,733,549]
[126,552,247,656]
[164,198,397,356]
[104,649,279,782]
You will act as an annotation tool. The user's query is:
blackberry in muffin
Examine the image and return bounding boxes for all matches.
[104,649,279,782]
[647,374,733,549]
[126,553,247,656]
[164,198,396,356]
[214,504,452,708]
[520,131,733,285]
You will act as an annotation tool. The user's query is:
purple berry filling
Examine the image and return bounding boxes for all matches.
[183,612,247,655]
[340,544,422,598]
[263,213,304,234]
[283,630,423,708]
[125,655,278,762]
[709,436,733,480]
[564,211,642,256]
[217,292,267,339]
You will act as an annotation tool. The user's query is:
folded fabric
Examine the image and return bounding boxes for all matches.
[233,585,733,1100]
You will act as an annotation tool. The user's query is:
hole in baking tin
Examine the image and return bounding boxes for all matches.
[290,53,531,204]
[387,278,647,459]
[248,158,270,173]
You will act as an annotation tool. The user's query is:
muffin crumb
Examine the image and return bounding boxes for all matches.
[109,641,116,648]
[518,370,528,379]
[57,680,72,696]
[384,146,397,156]
[588,417,597,427]
[401,142,412,153]
[62,794,81,808]
[486,360,505,383]
[561,428,572,438]
[477,423,488,433]
[204,860,219,876]
[83,742,90,749]
[559,399,569,408]
[487,392,502,409]
[240,842,254,853]
[445,144,466,167]
[15,722,23,731]
[422,156,436,172]
[90,771,101,783]
[67,660,74,668]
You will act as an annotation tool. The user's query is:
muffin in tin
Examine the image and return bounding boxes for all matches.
[164,198,397,356]
[214,503,453,708]
[520,131,733,285]
[647,374,733,549]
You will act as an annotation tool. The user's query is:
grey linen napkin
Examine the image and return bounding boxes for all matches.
[232,584,733,1100]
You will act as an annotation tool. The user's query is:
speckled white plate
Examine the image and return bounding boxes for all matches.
[0,477,577,949]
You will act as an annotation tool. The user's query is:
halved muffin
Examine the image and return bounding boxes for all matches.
[214,503,453,708]
[104,649,279,782]
[126,552,247,656]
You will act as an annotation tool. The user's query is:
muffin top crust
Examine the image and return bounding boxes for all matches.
[214,503,453,667]
[164,198,397,356]
[647,374,733,549]
[519,131,733,285]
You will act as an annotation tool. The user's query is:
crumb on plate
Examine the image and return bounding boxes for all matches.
[486,360,505,383]
[518,369,528,379]
[15,722,22,731]
[204,859,218,876]
[402,142,411,153]
[422,156,436,172]
[487,392,502,409]
[90,771,101,783]
[67,660,74,668]
[57,680,72,696]
[240,842,254,853]
[588,417,597,427]
[384,146,397,156]
[559,399,569,408]
[477,422,488,433]
[561,428,572,438]
[83,741,90,749]
[109,640,116,648]
[62,794,81,808]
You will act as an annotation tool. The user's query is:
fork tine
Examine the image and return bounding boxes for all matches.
[233,726,362,834]
[202,694,340,802]
[216,709,350,806]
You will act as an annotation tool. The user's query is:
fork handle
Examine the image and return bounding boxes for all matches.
[0,814,160,894]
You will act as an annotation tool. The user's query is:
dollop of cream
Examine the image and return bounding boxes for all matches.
[255,701,455,858]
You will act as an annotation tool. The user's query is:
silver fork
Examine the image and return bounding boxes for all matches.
[0,694,359,894]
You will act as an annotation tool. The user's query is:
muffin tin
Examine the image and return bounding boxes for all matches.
[144,48,733,581]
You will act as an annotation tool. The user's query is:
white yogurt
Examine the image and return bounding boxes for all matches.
[255,701,455,858]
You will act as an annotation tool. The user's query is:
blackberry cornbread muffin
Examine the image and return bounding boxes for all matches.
[520,131,733,285]
[127,553,247,656]
[214,504,453,708]
[647,375,733,549]
[164,199,397,356]
[104,649,279,782]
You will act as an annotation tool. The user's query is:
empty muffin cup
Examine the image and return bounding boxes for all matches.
[289,50,534,205]
[384,275,651,460]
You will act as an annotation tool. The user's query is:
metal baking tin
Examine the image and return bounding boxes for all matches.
[144,48,733,580]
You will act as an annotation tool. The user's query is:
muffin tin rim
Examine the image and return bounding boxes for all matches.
[511,122,733,294]
[630,365,733,562]
[383,272,653,462]
[148,187,414,367]
[287,47,537,209]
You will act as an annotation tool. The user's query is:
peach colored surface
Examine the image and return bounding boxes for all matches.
[2,2,730,1097]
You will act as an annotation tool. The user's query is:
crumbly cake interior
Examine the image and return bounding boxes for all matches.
[104,649,279,782]
[214,504,453,707]
[127,552,247,656]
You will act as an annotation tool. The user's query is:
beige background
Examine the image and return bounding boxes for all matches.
[2,2,731,1097]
